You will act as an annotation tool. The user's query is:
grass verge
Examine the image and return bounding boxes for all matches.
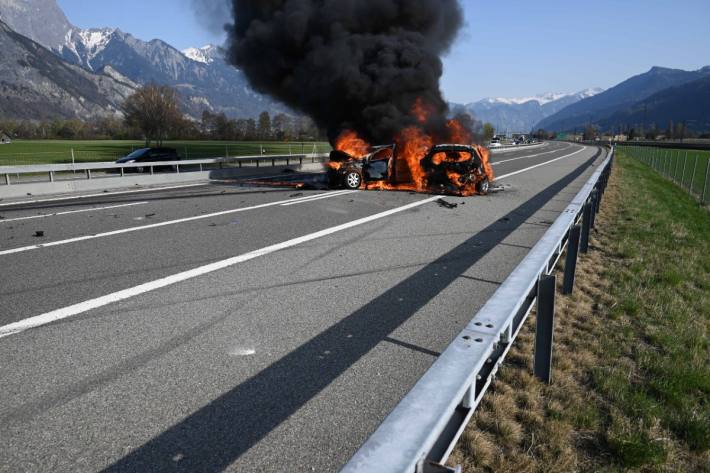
[450,151,709,472]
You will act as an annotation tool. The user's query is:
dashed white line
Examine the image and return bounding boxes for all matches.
[496,147,588,180]
[492,144,575,166]
[0,183,206,207]
[281,190,358,206]
[0,191,359,257]
[0,202,149,223]
[0,196,440,339]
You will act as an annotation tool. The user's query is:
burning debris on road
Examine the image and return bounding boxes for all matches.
[205,0,492,196]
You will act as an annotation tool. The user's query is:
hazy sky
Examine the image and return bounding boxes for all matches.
[58,0,710,103]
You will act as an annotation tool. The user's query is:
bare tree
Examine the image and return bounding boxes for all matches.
[124,85,183,146]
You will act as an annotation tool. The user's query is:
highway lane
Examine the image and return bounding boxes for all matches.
[0,142,605,472]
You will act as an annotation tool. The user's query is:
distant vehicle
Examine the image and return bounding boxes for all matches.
[328,144,492,195]
[115,148,180,173]
[489,142,502,148]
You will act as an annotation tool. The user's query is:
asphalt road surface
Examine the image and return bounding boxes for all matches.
[0,142,607,472]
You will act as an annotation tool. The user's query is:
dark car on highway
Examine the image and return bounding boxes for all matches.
[115,148,181,173]
[328,144,491,195]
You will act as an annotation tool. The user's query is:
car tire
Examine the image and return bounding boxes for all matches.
[343,170,363,189]
[476,178,490,195]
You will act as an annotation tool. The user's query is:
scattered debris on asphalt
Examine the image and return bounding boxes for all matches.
[34,231,44,238]
[209,223,217,227]
[145,213,156,218]
[437,199,458,209]
[290,192,304,198]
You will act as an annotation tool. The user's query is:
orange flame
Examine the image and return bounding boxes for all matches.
[335,130,370,157]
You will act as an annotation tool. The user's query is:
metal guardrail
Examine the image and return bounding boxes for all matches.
[0,154,329,186]
[342,147,614,473]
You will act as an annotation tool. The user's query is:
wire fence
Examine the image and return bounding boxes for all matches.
[0,142,332,167]
[619,145,710,205]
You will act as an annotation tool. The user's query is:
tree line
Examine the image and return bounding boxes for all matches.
[1,85,324,144]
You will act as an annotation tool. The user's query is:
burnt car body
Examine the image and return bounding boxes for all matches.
[328,144,491,195]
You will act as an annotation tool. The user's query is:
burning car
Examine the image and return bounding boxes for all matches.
[327,143,492,196]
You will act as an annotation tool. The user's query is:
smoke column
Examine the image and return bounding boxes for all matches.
[208,0,464,144]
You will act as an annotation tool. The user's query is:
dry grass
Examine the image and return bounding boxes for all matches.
[450,154,710,472]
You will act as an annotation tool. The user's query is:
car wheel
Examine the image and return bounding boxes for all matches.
[344,170,363,189]
[476,178,490,195]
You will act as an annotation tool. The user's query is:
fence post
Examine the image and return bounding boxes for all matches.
[681,152,688,188]
[534,274,556,384]
[689,155,698,197]
[562,225,582,295]
[4,174,9,186]
[702,158,710,204]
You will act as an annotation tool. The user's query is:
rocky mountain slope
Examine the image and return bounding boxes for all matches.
[0,19,134,120]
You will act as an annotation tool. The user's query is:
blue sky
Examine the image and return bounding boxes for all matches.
[58,0,710,103]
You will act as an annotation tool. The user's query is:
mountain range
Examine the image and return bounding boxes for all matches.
[536,66,710,133]
[1,0,708,133]
[453,89,604,133]
[0,0,287,120]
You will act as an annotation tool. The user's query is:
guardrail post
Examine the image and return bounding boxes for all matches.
[534,274,556,384]
[48,171,54,183]
[199,163,203,172]
[299,156,303,165]
[120,167,125,177]
[5,174,10,185]
[590,190,598,229]
[562,225,581,295]
[150,166,154,176]
[176,164,181,174]
[580,201,592,253]
[86,169,92,180]
[271,158,276,167]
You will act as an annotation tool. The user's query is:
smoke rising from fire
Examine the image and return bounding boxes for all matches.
[198,0,465,145]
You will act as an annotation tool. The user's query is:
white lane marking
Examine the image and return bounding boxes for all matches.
[281,190,358,206]
[496,148,588,181]
[0,196,440,339]
[0,183,206,207]
[492,144,575,166]
[0,202,149,223]
[0,191,362,256]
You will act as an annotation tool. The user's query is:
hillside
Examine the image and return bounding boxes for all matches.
[598,75,710,132]
[0,20,134,120]
[536,66,710,132]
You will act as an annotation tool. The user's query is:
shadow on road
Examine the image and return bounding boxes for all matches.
[97,152,601,472]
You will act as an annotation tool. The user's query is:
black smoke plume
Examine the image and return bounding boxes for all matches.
[213,0,464,144]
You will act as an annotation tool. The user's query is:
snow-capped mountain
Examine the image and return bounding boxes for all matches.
[457,89,604,132]
[182,45,220,65]
[0,0,288,119]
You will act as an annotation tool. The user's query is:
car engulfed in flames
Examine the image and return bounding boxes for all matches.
[327,140,495,196]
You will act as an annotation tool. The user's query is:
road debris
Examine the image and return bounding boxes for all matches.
[436,199,458,209]
[33,231,45,238]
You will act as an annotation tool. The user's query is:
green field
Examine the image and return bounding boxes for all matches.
[619,145,710,203]
[0,140,332,166]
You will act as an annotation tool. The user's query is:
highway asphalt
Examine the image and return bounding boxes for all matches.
[0,141,606,472]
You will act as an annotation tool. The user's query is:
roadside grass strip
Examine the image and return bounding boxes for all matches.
[450,152,709,472]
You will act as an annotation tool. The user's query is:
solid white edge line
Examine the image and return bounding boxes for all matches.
[496,147,587,181]
[492,144,575,166]
[0,183,205,207]
[0,202,149,223]
[0,191,361,256]
[0,196,440,339]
